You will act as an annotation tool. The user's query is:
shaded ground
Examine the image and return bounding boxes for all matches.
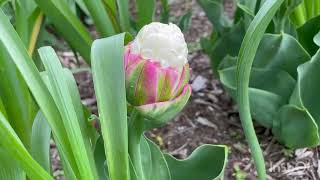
[52,0,320,179]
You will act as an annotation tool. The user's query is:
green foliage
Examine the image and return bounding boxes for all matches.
[199,0,320,150]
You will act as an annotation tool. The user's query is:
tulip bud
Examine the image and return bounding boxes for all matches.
[125,22,192,127]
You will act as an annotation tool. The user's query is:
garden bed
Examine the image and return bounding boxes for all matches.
[51,1,320,179]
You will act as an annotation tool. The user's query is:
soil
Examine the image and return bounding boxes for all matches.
[51,0,320,180]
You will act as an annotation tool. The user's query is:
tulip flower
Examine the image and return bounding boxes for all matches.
[125,22,192,126]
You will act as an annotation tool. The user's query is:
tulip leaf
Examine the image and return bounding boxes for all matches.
[253,33,310,78]
[272,105,319,148]
[219,66,293,128]
[82,0,115,37]
[0,111,53,180]
[34,0,93,63]
[0,148,25,180]
[297,14,320,55]
[140,136,171,180]
[136,0,156,30]
[197,0,233,32]
[290,50,320,135]
[178,11,192,32]
[165,145,228,180]
[202,21,246,72]
[94,137,109,180]
[0,9,83,179]
[313,31,320,47]
[220,66,296,99]
[116,0,130,31]
[0,38,36,149]
[91,33,130,180]
[31,111,52,173]
[38,46,99,179]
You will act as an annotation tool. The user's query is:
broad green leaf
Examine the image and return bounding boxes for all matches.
[91,34,130,180]
[82,0,115,37]
[273,105,319,148]
[219,67,293,127]
[313,31,320,46]
[38,46,99,180]
[136,0,155,30]
[197,0,233,32]
[31,111,51,173]
[34,0,93,63]
[144,137,171,180]
[236,0,284,178]
[165,145,228,180]
[297,14,320,55]
[202,21,245,72]
[290,50,320,135]
[178,11,192,32]
[116,0,130,31]
[0,9,80,179]
[0,111,53,180]
[253,33,310,78]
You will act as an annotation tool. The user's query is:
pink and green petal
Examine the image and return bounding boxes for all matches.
[135,85,192,128]
[135,61,164,105]
[173,63,190,98]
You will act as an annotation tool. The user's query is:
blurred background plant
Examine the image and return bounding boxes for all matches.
[0,5,228,180]
[199,0,320,149]
[0,0,193,66]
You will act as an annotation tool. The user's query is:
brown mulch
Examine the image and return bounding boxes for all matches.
[51,0,320,179]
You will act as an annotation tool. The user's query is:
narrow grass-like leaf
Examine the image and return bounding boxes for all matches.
[136,0,155,29]
[0,41,35,149]
[0,149,25,180]
[92,34,130,180]
[31,111,52,173]
[38,46,99,180]
[0,9,79,179]
[116,0,130,31]
[82,0,115,37]
[0,111,53,180]
[34,0,93,63]
[236,0,284,179]
[13,0,37,46]
[102,0,117,15]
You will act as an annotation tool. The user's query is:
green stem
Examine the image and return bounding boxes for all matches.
[236,0,285,179]
[128,110,145,180]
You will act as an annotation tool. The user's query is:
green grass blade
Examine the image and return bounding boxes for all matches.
[38,46,99,180]
[236,0,284,179]
[34,0,93,63]
[0,111,53,180]
[82,0,115,37]
[0,9,80,179]
[0,41,36,149]
[31,111,52,173]
[136,0,155,29]
[102,0,117,15]
[92,34,130,180]
[116,0,130,31]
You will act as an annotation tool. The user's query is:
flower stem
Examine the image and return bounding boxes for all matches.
[128,110,145,180]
